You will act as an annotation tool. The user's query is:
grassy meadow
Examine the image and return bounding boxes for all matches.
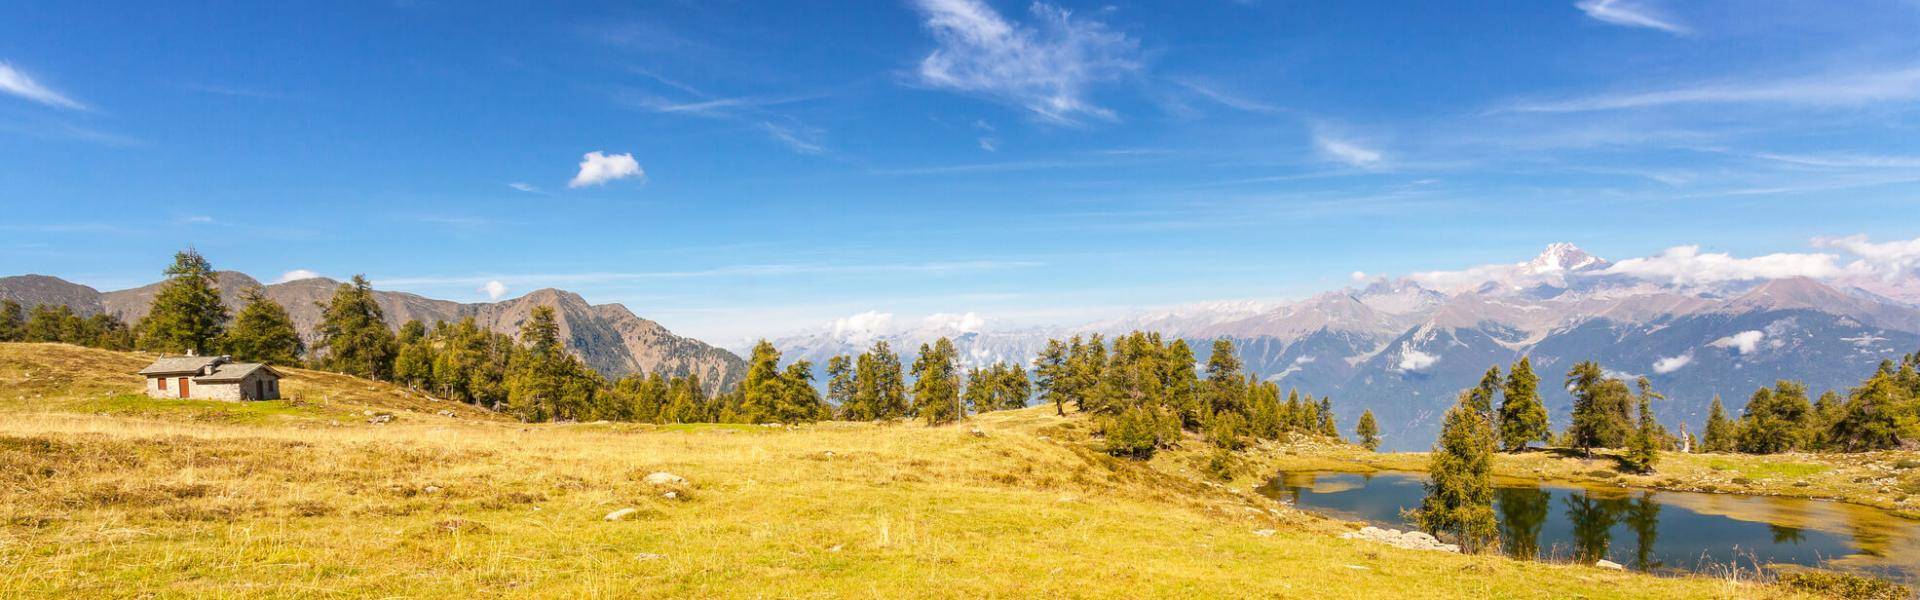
[0,342,1859,598]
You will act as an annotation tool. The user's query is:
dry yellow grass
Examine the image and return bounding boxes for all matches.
[0,343,1816,598]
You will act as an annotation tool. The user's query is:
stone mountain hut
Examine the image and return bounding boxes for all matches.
[139,352,283,401]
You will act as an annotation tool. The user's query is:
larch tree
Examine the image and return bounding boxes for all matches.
[1203,338,1245,417]
[1829,370,1903,451]
[0,299,24,341]
[1737,381,1814,454]
[391,319,435,388]
[1355,409,1381,451]
[1414,391,1498,552]
[222,287,304,365]
[1701,395,1736,453]
[313,275,396,380]
[1033,339,1070,416]
[1566,361,1631,455]
[1497,356,1550,452]
[137,249,229,355]
[825,355,855,418]
[911,337,963,425]
[1622,377,1662,473]
[1467,365,1501,417]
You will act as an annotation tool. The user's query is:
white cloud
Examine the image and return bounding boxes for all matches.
[1815,234,1920,280]
[1398,346,1438,371]
[923,311,988,334]
[0,62,85,110]
[830,311,897,342]
[911,0,1138,124]
[1575,0,1689,35]
[1349,271,1368,282]
[1505,67,1920,113]
[479,280,509,300]
[978,137,998,151]
[1314,133,1383,167]
[1652,353,1692,374]
[177,215,215,224]
[276,269,322,283]
[1601,245,1847,285]
[568,151,644,188]
[507,182,543,194]
[1710,330,1766,354]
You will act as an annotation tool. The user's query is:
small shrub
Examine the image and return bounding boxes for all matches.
[1732,477,1754,485]
[1774,568,1908,600]
[1893,459,1920,470]
[1203,449,1240,482]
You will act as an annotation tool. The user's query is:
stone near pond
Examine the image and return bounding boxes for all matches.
[1594,559,1625,571]
[644,472,688,486]
[1339,526,1460,553]
[662,491,679,500]
[605,508,640,521]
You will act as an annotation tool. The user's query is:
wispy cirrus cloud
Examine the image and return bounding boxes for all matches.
[0,62,85,110]
[1503,67,1920,113]
[761,121,826,155]
[374,259,1043,288]
[1575,0,1689,35]
[910,0,1139,124]
[1314,132,1384,167]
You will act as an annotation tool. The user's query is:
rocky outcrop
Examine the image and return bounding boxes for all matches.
[1339,526,1460,553]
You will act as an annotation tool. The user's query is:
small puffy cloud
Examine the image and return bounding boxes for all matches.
[276,269,322,283]
[1314,133,1383,167]
[569,151,644,188]
[911,0,1138,124]
[0,62,85,110]
[1710,330,1765,354]
[1398,346,1438,371]
[1816,234,1920,280]
[923,312,987,333]
[1293,355,1317,365]
[1575,0,1689,35]
[831,311,896,341]
[1602,245,1846,285]
[479,280,509,300]
[1652,353,1692,374]
[1350,271,1368,282]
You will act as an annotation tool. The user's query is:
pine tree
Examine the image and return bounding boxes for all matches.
[1033,339,1070,416]
[911,337,963,425]
[738,340,786,423]
[0,299,23,342]
[852,340,908,420]
[1316,397,1339,438]
[1204,338,1245,417]
[1828,371,1903,451]
[826,355,855,418]
[963,366,992,414]
[1737,381,1814,454]
[505,306,600,421]
[777,361,828,423]
[1566,361,1631,454]
[392,319,435,388]
[1702,395,1735,453]
[137,249,229,355]
[223,288,304,365]
[1623,377,1661,473]
[1467,365,1501,417]
[1413,391,1498,552]
[1166,339,1203,428]
[1497,356,1550,452]
[1355,409,1381,451]
[314,275,396,380]
[24,305,71,342]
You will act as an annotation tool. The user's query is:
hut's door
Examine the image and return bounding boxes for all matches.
[179,378,190,397]
[256,380,265,399]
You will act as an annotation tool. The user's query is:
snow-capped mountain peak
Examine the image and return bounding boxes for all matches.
[1527,242,1607,274]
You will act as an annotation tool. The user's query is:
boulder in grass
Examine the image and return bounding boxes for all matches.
[644,472,687,486]
[605,508,640,521]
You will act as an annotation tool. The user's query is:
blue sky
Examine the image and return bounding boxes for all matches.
[3,0,1919,344]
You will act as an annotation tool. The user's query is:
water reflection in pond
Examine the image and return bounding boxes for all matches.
[1262,471,1920,582]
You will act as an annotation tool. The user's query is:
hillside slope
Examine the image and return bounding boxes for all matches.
[0,344,1802,598]
[0,272,746,391]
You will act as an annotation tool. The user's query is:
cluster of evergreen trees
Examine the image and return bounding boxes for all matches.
[1700,354,1920,454]
[1032,335,1344,459]
[0,300,135,350]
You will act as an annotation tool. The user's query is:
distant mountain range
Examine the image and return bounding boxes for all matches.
[0,271,744,393]
[772,244,1920,450]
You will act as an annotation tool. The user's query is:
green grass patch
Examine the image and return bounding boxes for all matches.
[72,393,326,424]
[1706,458,1828,479]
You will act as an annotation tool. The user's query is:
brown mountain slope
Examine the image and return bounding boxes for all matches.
[4,272,745,391]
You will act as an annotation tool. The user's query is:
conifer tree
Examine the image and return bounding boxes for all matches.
[391,319,435,388]
[506,306,600,421]
[223,288,304,365]
[1702,395,1736,453]
[911,337,963,425]
[24,305,71,342]
[1203,338,1245,416]
[778,361,829,423]
[738,340,786,423]
[1623,378,1661,473]
[1566,361,1631,454]
[1736,381,1814,454]
[137,249,229,355]
[1355,409,1381,451]
[314,275,396,380]
[852,340,908,420]
[1316,397,1339,438]
[1467,365,1501,417]
[1497,356,1550,452]
[1829,372,1903,452]
[1413,391,1498,552]
[826,355,855,417]
[0,299,23,342]
[963,366,992,414]
[1166,339,1203,427]
[1033,339,1070,416]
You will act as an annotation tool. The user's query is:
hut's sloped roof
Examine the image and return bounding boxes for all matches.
[194,363,279,383]
[138,356,225,376]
